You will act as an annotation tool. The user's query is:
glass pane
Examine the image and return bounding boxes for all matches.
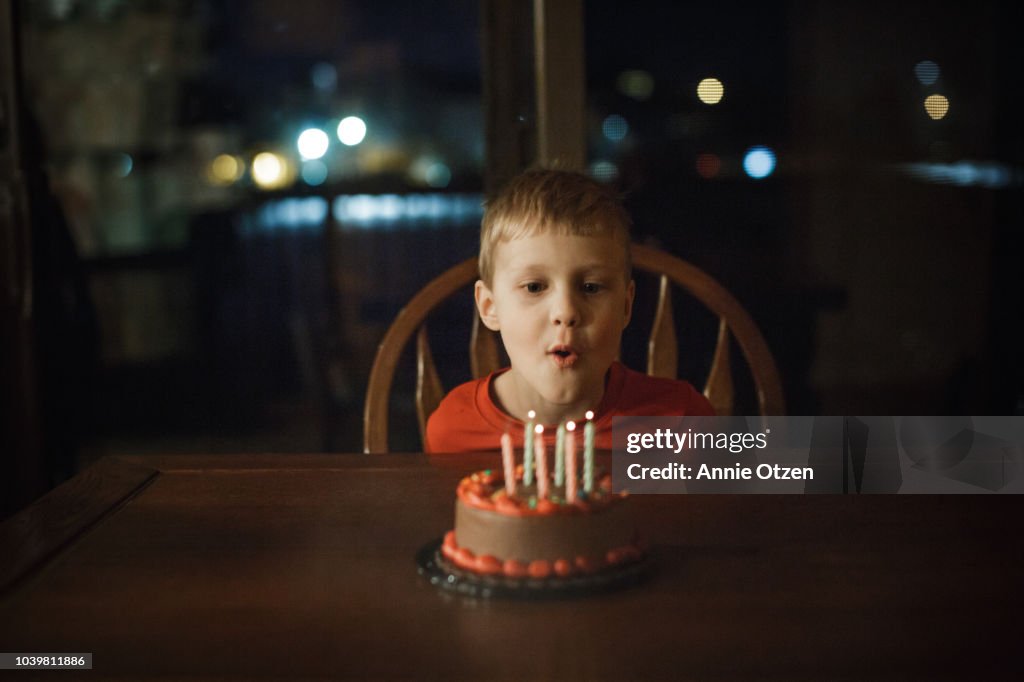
[585,0,1022,414]
[19,0,482,456]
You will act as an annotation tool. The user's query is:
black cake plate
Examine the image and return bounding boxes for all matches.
[415,537,654,600]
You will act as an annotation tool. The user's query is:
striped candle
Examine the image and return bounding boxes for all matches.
[583,410,595,493]
[565,421,578,502]
[523,410,536,486]
[501,432,516,496]
[554,422,566,487]
[535,424,548,499]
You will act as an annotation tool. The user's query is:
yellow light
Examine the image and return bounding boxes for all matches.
[252,151,292,190]
[924,94,949,120]
[616,70,654,101]
[696,78,724,105]
[208,154,243,185]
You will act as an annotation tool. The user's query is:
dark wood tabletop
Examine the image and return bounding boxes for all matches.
[1,453,1021,680]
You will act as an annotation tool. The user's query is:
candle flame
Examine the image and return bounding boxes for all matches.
[528,409,536,419]
[566,421,576,431]
[535,424,544,434]
[585,410,594,420]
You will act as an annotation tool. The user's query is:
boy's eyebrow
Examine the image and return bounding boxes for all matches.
[503,262,622,278]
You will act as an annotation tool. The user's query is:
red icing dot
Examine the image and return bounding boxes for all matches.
[606,548,627,565]
[528,560,552,579]
[553,559,573,577]
[495,497,521,514]
[456,547,475,565]
[465,491,491,508]
[535,499,558,514]
[575,555,600,574]
[503,559,528,578]
[475,555,503,575]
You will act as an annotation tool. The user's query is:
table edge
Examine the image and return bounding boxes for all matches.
[0,456,159,595]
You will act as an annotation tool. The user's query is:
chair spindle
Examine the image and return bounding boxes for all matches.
[703,318,734,416]
[647,274,678,379]
[415,325,445,443]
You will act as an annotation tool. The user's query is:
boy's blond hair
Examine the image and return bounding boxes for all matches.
[479,169,632,285]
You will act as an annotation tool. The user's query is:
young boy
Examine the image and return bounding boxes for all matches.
[426,168,714,453]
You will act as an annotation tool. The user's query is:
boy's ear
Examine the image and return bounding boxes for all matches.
[623,279,636,328]
[475,279,501,331]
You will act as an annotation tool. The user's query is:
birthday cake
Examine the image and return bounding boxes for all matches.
[440,421,645,580]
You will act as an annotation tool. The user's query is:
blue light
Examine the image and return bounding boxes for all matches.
[914,60,940,86]
[602,114,628,141]
[743,146,776,179]
[301,160,328,186]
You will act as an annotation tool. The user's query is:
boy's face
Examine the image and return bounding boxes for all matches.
[475,231,634,415]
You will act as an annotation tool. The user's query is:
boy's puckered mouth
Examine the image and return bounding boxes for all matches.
[547,344,579,368]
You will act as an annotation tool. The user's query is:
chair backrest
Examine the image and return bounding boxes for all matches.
[363,243,785,452]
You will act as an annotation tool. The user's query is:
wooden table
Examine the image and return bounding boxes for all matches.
[1,453,1021,680]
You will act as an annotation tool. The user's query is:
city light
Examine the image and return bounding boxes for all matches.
[337,116,367,146]
[208,154,244,185]
[588,160,619,182]
[301,159,328,186]
[115,153,133,178]
[425,162,451,188]
[696,153,721,179]
[697,78,724,105]
[297,128,329,160]
[602,114,628,141]
[914,60,940,85]
[924,94,949,120]
[311,62,338,92]
[743,146,776,179]
[616,70,654,101]
[252,151,291,190]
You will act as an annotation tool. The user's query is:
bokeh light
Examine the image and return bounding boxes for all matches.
[425,162,451,188]
[208,153,244,185]
[311,62,338,92]
[301,159,328,186]
[602,114,628,141]
[337,116,367,146]
[252,151,291,190]
[924,94,949,120]
[696,153,721,179]
[115,153,133,178]
[914,60,940,85]
[616,70,654,101]
[743,146,776,179]
[409,156,451,188]
[588,160,619,182]
[696,78,724,105]
[297,128,329,160]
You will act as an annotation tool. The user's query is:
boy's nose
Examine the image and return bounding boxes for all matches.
[551,292,579,327]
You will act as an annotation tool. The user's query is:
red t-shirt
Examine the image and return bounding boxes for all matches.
[425,361,715,453]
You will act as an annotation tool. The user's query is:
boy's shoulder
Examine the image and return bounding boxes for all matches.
[425,373,505,453]
[606,362,716,417]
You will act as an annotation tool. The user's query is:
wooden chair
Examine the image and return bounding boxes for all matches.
[363,243,785,452]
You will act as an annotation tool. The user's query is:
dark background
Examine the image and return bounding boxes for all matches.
[5,0,1022,511]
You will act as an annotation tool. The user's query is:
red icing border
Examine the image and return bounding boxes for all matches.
[457,467,624,517]
[440,530,646,579]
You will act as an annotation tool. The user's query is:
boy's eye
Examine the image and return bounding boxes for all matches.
[524,282,545,293]
[582,282,603,294]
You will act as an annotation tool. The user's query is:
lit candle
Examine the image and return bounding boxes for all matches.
[535,424,548,499]
[565,421,577,502]
[523,410,536,486]
[501,432,516,496]
[554,422,566,487]
[584,410,595,493]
